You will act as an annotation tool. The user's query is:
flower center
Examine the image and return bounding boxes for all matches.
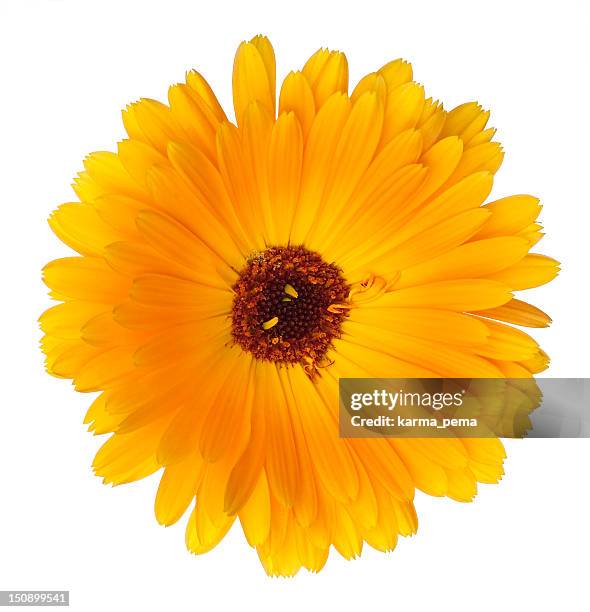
[231,246,350,367]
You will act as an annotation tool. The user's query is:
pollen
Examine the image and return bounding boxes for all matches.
[262,316,279,330]
[284,283,299,299]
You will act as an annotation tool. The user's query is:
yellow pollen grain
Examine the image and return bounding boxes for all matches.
[284,283,299,298]
[262,316,279,330]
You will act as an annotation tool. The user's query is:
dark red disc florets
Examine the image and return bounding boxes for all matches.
[231,246,350,365]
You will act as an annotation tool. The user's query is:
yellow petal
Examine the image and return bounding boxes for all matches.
[394,171,493,244]
[380,82,425,148]
[49,203,125,256]
[302,48,348,109]
[92,418,167,485]
[446,141,504,186]
[332,506,362,560]
[225,397,266,516]
[474,194,542,239]
[441,102,490,146]
[347,459,378,530]
[289,367,359,504]
[105,241,198,281]
[84,392,128,435]
[238,472,271,546]
[409,136,465,207]
[392,439,448,497]
[159,147,252,260]
[81,312,147,347]
[186,503,235,555]
[199,350,253,462]
[372,279,512,311]
[262,363,300,507]
[377,58,413,90]
[240,102,276,243]
[486,254,560,290]
[44,339,100,379]
[397,236,530,288]
[249,35,276,111]
[349,307,490,346]
[136,209,233,287]
[168,84,218,163]
[117,139,168,189]
[156,367,226,465]
[307,90,384,245]
[385,208,492,271]
[279,71,315,139]
[42,257,131,303]
[185,70,227,123]
[268,111,304,244]
[324,129,422,249]
[155,452,204,526]
[232,39,275,125]
[362,486,400,552]
[417,98,445,149]
[276,368,318,527]
[74,346,137,392]
[290,92,351,244]
[39,301,108,339]
[351,72,387,105]
[446,468,478,502]
[472,318,540,361]
[347,437,414,501]
[342,322,503,377]
[82,151,146,201]
[124,98,186,154]
[473,298,551,328]
[94,194,145,238]
[215,122,267,251]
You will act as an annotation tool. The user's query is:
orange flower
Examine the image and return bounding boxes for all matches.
[40,35,558,575]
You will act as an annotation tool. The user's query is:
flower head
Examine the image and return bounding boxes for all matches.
[41,35,558,576]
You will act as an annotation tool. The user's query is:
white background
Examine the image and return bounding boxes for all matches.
[1,0,588,610]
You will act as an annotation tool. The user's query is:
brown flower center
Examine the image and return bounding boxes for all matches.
[231,246,350,366]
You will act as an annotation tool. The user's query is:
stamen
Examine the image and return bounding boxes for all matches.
[284,283,299,299]
[262,316,279,330]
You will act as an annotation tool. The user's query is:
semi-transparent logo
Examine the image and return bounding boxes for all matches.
[339,378,590,438]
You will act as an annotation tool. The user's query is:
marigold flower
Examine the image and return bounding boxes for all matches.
[40,35,558,576]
